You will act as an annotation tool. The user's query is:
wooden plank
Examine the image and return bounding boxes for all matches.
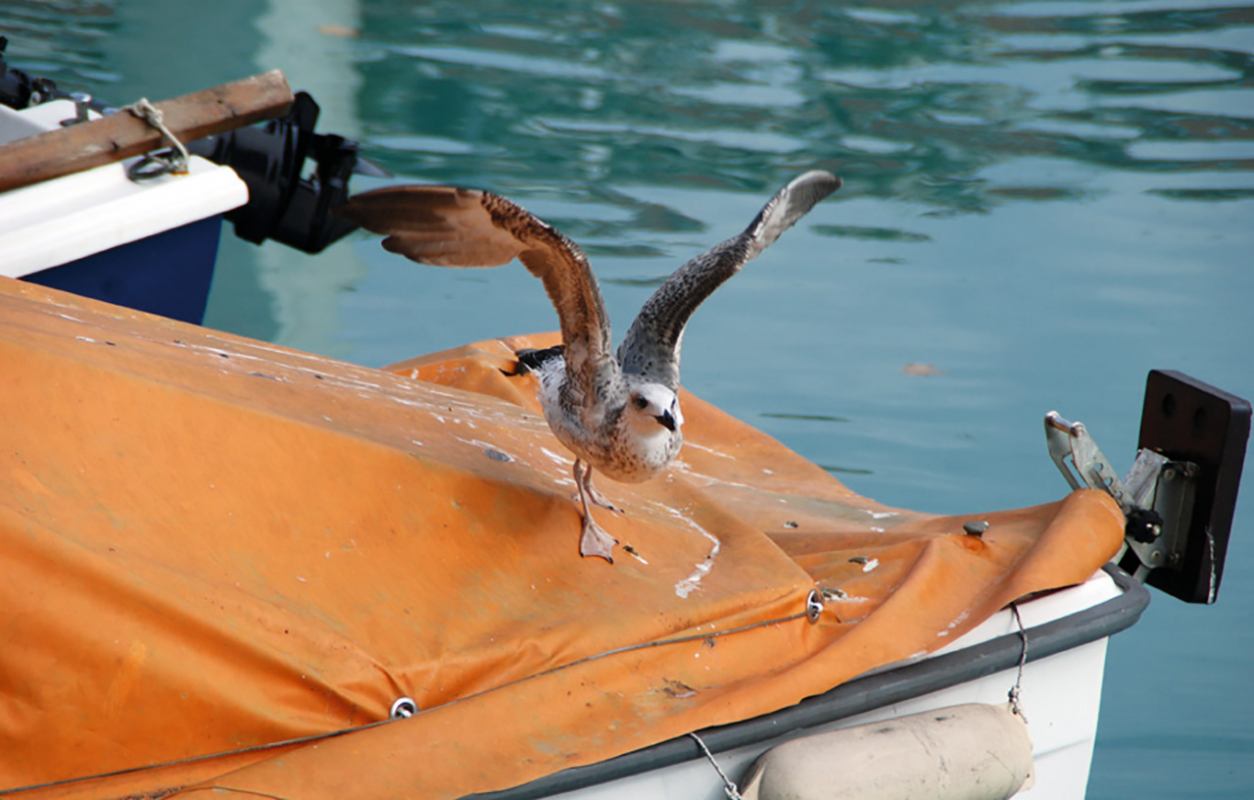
[0,69,293,194]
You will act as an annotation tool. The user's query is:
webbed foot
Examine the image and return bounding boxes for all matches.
[579,514,618,562]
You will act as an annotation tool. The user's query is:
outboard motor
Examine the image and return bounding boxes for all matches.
[189,91,386,254]
[1,35,69,109]
[3,35,380,255]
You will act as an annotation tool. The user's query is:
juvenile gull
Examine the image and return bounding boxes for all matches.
[341,171,841,561]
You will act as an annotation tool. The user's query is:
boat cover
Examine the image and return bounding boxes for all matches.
[0,278,1124,799]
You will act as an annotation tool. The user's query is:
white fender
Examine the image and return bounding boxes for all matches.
[739,703,1034,800]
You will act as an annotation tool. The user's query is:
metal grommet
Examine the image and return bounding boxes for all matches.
[390,696,418,719]
[805,589,824,623]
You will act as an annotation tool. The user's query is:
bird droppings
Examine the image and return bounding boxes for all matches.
[658,504,721,598]
[75,335,97,343]
[867,510,897,520]
[846,556,879,572]
[671,460,763,493]
[783,520,799,529]
[540,447,571,466]
[684,441,735,461]
[945,610,970,633]
[622,544,649,565]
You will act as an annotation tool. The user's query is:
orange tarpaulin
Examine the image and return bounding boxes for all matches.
[0,278,1123,799]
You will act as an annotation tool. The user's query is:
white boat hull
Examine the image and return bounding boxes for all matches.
[489,569,1138,800]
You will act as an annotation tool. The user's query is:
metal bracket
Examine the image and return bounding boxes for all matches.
[1047,371,1251,604]
[1044,412,1131,507]
[1043,411,1197,583]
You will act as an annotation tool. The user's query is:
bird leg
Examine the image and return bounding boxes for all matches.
[570,461,623,514]
[574,459,618,562]
[579,460,624,514]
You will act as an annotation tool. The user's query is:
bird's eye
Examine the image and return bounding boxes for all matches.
[632,395,649,410]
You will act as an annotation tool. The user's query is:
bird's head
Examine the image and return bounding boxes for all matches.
[626,383,683,435]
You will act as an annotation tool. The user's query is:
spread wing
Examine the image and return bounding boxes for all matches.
[340,185,618,406]
[617,170,841,389]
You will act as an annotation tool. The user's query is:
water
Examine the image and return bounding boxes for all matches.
[5,1,1253,795]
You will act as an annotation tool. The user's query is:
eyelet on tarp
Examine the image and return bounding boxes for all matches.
[805,589,824,623]
[390,697,418,719]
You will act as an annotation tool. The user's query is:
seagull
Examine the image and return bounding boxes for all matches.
[340,170,841,562]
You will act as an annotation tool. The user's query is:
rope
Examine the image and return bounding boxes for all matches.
[688,732,743,800]
[124,97,190,180]
[1,601,813,795]
[1007,602,1029,722]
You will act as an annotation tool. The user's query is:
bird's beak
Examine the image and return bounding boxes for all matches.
[657,410,677,432]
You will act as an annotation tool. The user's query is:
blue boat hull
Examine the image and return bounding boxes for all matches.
[22,216,224,324]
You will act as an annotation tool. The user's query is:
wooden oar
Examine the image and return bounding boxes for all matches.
[0,69,293,193]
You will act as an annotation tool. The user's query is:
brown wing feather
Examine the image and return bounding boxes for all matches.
[340,185,618,404]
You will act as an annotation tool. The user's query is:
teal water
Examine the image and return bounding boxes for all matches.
[6,1,1253,795]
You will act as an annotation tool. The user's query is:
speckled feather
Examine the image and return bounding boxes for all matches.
[617,170,842,389]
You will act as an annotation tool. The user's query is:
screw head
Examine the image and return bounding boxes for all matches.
[963,520,990,537]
